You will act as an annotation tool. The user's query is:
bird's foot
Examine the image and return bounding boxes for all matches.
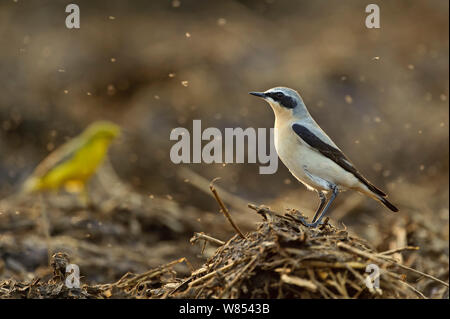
[297,216,329,228]
[286,209,330,228]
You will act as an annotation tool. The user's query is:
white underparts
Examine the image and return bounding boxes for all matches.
[303,167,334,192]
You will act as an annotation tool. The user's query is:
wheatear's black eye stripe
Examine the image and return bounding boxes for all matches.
[266,92,297,109]
[291,123,386,197]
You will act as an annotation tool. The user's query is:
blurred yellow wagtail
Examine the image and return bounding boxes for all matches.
[22,121,120,201]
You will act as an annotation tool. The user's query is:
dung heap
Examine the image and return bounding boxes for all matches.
[1,204,443,299]
[167,204,427,299]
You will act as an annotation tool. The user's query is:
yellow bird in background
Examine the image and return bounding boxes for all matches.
[22,121,121,200]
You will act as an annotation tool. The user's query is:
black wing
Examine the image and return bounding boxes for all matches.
[292,123,386,197]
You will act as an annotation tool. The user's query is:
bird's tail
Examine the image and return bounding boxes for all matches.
[21,177,39,194]
[378,196,399,212]
[360,185,399,212]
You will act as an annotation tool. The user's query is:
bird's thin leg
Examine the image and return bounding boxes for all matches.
[300,185,338,228]
[311,191,327,223]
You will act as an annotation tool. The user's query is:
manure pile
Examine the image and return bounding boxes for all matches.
[2,204,441,299]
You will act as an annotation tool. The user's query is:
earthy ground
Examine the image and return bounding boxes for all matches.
[0,1,448,298]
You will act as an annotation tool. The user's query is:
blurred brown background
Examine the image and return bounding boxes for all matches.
[0,0,448,296]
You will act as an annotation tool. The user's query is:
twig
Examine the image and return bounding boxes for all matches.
[188,262,236,287]
[328,271,349,298]
[209,178,245,239]
[379,246,419,255]
[385,271,427,299]
[190,232,225,246]
[337,242,449,288]
[281,274,317,292]
[219,256,257,298]
[345,264,370,292]
[248,203,290,222]
[113,258,186,288]
[398,280,427,299]
[307,269,330,298]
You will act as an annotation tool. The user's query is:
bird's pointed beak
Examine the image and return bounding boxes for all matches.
[249,91,266,98]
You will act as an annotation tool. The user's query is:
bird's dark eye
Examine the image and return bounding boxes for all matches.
[268,91,297,109]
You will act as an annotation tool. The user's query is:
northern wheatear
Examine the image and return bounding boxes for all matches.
[250,87,398,227]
